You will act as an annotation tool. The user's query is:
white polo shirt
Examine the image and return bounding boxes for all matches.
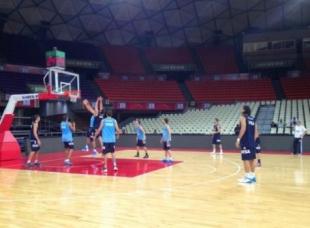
[294,125,307,138]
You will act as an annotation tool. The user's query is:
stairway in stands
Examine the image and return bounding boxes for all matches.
[255,105,275,134]
[178,81,194,103]
[271,78,286,99]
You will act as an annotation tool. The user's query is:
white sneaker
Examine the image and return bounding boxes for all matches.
[103,167,108,173]
[238,177,253,184]
[113,166,118,171]
[219,151,223,155]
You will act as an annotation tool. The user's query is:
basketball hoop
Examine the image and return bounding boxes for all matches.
[69,94,78,103]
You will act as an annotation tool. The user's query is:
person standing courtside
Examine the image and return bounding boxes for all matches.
[26,115,41,167]
[61,115,76,166]
[293,120,307,155]
[211,118,223,155]
[161,118,173,162]
[134,119,149,158]
[235,105,259,184]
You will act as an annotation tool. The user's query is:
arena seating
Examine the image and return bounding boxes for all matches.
[186,79,276,103]
[144,47,193,64]
[0,72,42,94]
[196,46,239,74]
[95,77,184,102]
[124,101,260,135]
[102,46,145,74]
[281,77,310,99]
[271,99,310,134]
[125,99,310,135]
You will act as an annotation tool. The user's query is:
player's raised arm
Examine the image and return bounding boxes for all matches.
[82,98,98,116]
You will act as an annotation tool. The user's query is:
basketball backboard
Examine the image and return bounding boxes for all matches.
[43,67,80,102]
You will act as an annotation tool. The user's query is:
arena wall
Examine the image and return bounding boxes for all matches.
[36,135,310,153]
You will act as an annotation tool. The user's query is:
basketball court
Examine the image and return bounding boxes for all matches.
[0,149,309,227]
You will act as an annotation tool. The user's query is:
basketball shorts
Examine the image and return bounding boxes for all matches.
[240,146,256,161]
[212,133,221,145]
[87,128,95,139]
[103,143,115,154]
[163,141,171,150]
[64,141,74,149]
[137,139,146,147]
[30,140,40,152]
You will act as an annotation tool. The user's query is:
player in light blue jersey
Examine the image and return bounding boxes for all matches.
[235,105,259,184]
[61,115,76,166]
[95,110,122,173]
[160,118,173,163]
[134,119,149,159]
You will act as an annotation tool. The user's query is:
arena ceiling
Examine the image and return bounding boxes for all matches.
[0,0,310,47]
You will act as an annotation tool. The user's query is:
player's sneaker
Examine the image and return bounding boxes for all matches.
[166,158,174,163]
[82,145,89,152]
[113,166,118,171]
[219,151,224,155]
[161,158,168,163]
[143,153,149,159]
[64,160,72,166]
[102,167,108,173]
[134,153,140,157]
[34,161,41,167]
[92,149,98,156]
[238,177,253,184]
[25,162,33,168]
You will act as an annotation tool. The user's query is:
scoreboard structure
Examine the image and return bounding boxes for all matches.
[46,47,66,69]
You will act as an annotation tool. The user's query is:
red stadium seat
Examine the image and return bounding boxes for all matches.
[186,79,276,103]
[96,77,184,102]
[281,77,310,99]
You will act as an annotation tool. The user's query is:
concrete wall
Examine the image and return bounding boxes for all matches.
[35,134,310,153]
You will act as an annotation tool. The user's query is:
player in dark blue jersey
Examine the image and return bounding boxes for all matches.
[211,118,223,155]
[235,105,259,184]
[26,115,41,167]
[83,97,104,156]
[134,119,149,158]
[61,115,76,166]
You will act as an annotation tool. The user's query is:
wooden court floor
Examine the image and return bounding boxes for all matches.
[0,149,309,228]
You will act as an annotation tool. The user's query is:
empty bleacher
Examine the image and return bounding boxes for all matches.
[271,99,310,134]
[102,46,145,74]
[125,101,260,135]
[281,77,310,99]
[196,46,239,74]
[95,77,184,102]
[186,79,276,103]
